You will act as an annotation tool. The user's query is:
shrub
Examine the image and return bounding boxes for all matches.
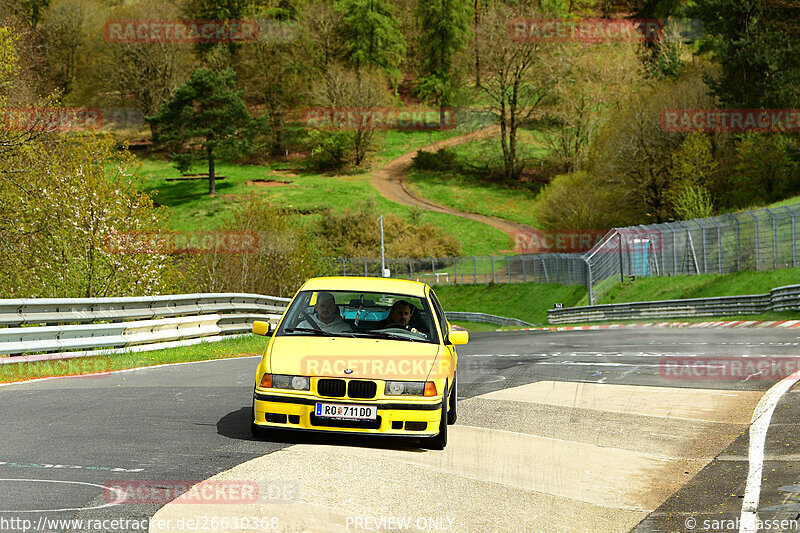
[318,200,461,258]
[533,171,642,230]
[306,129,352,172]
[411,148,458,171]
[187,196,332,298]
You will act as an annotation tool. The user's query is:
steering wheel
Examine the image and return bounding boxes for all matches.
[301,309,322,331]
[383,322,410,330]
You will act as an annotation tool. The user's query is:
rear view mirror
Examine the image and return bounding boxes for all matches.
[252,321,274,336]
[448,330,469,345]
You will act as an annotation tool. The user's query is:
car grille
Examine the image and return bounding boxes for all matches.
[310,414,382,429]
[317,378,346,397]
[347,380,377,399]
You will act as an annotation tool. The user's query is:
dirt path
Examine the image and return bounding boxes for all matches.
[371,125,539,251]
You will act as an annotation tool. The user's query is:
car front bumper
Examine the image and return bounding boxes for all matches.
[253,392,443,437]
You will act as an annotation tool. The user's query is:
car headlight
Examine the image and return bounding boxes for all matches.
[385,380,425,396]
[264,374,310,391]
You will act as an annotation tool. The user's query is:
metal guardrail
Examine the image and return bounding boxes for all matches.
[547,284,800,324]
[0,293,290,361]
[445,311,536,328]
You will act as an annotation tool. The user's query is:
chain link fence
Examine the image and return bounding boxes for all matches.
[584,203,800,304]
[333,203,800,305]
[331,253,587,286]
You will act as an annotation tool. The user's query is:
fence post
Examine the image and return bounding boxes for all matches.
[340,257,346,276]
[745,210,760,270]
[618,231,625,283]
[429,257,435,278]
[362,257,368,276]
[407,257,413,279]
[784,206,797,267]
[726,213,741,271]
[521,255,527,281]
[471,256,476,284]
[694,220,707,274]
[708,217,723,274]
[451,256,456,284]
[542,256,549,283]
[765,207,778,270]
[507,255,511,282]
[489,255,495,283]
[585,256,594,306]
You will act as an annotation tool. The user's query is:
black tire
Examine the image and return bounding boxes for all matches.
[422,384,448,450]
[447,373,458,425]
[250,403,269,440]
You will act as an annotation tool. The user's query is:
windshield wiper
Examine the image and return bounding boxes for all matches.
[283,327,359,338]
[352,330,430,342]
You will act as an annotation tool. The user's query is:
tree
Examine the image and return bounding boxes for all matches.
[239,11,303,156]
[310,64,392,168]
[39,0,101,95]
[473,4,560,180]
[666,132,717,219]
[147,68,255,196]
[415,0,472,121]
[547,40,645,173]
[688,0,800,108]
[78,0,194,120]
[189,196,328,297]
[730,133,800,206]
[334,0,406,85]
[590,68,715,223]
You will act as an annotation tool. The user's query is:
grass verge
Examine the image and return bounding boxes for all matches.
[0,335,267,384]
[435,281,587,325]
[580,267,800,306]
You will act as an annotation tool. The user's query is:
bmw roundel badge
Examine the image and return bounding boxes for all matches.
[344,368,353,374]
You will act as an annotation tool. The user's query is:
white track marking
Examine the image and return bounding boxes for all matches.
[0,478,124,512]
[739,369,800,533]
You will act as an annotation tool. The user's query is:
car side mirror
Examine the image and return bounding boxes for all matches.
[448,330,469,345]
[252,320,275,336]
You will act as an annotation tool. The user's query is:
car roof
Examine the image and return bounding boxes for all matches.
[299,277,429,298]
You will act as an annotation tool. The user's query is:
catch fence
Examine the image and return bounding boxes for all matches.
[335,203,800,306]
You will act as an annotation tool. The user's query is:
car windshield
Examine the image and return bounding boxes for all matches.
[277,290,439,343]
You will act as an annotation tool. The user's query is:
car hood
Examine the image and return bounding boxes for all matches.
[268,336,443,380]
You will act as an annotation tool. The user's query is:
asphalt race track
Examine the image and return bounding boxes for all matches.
[2,328,799,532]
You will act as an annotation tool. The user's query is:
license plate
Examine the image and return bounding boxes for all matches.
[314,402,377,420]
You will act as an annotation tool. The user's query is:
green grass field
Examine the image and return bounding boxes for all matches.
[434,281,587,325]
[583,267,800,306]
[405,136,549,228]
[134,128,511,256]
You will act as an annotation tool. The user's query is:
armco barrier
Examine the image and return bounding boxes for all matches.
[445,311,536,328]
[0,293,289,361]
[547,284,800,324]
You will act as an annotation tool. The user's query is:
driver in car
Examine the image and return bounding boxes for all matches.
[295,292,352,333]
[378,300,420,334]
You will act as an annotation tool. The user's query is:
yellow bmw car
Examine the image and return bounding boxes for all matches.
[250,277,468,449]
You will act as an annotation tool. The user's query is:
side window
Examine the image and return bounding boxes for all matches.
[428,290,449,342]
